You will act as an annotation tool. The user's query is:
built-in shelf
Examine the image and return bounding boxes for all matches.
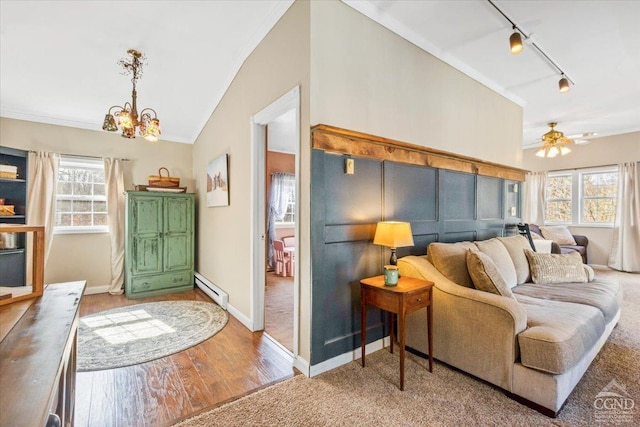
[0,249,26,255]
[0,215,26,220]
[0,178,27,183]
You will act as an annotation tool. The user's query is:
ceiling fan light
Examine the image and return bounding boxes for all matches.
[560,146,571,155]
[510,31,523,54]
[536,148,546,157]
[547,146,559,157]
[559,76,570,93]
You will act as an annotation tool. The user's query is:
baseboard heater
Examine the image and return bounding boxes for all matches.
[194,272,229,310]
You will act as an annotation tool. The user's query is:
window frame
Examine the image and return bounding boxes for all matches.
[54,156,109,235]
[544,166,618,228]
[275,189,296,228]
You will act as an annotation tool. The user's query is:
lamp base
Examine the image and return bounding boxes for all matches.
[389,248,397,266]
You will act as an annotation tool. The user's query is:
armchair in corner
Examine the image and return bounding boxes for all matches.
[528,224,589,264]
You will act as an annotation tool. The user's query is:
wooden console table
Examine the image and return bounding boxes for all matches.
[0,281,86,427]
[360,275,433,390]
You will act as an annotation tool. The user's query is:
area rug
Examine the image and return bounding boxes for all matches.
[78,300,228,371]
[174,267,639,426]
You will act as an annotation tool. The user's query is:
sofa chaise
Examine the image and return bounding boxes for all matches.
[398,235,621,416]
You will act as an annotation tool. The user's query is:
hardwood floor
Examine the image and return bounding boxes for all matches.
[264,271,294,352]
[75,288,295,427]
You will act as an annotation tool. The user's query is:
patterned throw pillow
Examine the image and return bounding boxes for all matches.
[524,249,587,284]
[466,250,515,298]
[539,226,577,245]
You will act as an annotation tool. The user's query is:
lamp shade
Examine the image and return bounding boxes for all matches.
[373,221,414,249]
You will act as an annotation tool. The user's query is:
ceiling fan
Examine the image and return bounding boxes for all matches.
[535,123,597,157]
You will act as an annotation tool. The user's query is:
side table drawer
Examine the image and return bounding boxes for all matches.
[406,289,430,311]
[131,271,192,293]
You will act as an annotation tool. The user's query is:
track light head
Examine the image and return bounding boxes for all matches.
[559,75,570,93]
[509,28,523,54]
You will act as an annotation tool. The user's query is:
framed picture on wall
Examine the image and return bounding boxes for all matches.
[206,154,229,207]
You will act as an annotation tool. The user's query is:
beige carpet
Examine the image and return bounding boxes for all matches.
[175,267,639,426]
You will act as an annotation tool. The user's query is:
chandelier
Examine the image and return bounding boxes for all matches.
[536,122,572,158]
[102,49,161,142]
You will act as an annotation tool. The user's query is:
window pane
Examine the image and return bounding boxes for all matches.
[546,200,572,222]
[93,169,105,184]
[55,213,71,226]
[57,182,72,195]
[94,183,105,196]
[93,214,108,226]
[73,182,92,196]
[73,213,93,226]
[74,200,92,212]
[57,200,72,213]
[582,199,617,223]
[58,167,73,182]
[547,176,572,199]
[93,201,107,213]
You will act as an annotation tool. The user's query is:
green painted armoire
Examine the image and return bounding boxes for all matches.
[124,191,194,298]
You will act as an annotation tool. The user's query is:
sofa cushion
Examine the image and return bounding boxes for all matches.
[525,250,587,284]
[513,280,621,323]
[497,235,532,285]
[466,250,515,298]
[475,238,518,288]
[515,294,605,374]
[540,226,577,245]
[427,241,477,288]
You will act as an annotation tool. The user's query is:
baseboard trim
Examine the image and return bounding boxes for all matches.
[294,355,311,377]
[227,303,254,331]
[309,337,390,377]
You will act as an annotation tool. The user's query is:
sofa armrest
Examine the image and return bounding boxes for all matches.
[398,255,527,390]
[572,234,589,247]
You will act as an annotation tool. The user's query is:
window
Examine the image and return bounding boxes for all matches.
[545,173,572,223]
[277,190,296,225]
[544,166,618,226]
[581,170,617,224]
[55,157,108,233]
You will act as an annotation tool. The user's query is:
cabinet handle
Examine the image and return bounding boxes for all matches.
[417,298,422,303]
[142,282,150,289]
[46,413,61,427]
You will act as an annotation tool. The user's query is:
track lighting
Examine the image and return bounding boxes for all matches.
[509,26,523,54]
[487,0,575,93]
[559,74,570,93]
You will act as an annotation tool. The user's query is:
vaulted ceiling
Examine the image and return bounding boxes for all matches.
[2,1,639,148]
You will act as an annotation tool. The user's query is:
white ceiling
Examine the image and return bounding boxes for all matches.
[1,1,639,148]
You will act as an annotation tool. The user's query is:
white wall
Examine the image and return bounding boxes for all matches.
[191,1,311,360]
[0,117,194,292]
[310,0,523,167]
[523,131,640,265]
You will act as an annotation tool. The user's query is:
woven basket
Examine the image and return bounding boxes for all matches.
[148,167,180,188]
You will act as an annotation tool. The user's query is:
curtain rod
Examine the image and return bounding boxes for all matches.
[543,163,623,173]
[29,151,129,161]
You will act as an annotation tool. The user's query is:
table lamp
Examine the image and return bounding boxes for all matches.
[373,221,414,265]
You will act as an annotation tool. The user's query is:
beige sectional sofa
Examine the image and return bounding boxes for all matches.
[398,235,622,417]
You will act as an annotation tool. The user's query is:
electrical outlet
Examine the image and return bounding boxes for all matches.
[345,158,354,175]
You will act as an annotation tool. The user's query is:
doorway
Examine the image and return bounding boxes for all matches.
[250,86,300,358]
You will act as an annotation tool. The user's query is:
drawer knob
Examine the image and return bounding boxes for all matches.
[417,298,422,302]
[142,282,150,289]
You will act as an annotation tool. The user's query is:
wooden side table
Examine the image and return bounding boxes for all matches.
[360,275,434,390]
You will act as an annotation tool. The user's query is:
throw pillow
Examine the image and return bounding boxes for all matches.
[474,238,518,288]
[539,226,577,245]
[524,249,587,284]
[530,231,544,240]
[427,242,478,288]
[497,235,532,285]
[466,250,515,299]
[584,264,595,282]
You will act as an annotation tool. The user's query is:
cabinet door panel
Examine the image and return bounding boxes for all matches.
[164,235,192,271]
[133,237,163,274]
[132,197,163,235]
[165,197,191,234]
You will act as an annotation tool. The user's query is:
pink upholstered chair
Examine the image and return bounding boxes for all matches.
[273,240,293,276]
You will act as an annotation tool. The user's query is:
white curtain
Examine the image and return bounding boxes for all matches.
[26,152,59,285]
[608,162,640,272]
[104,158,126,294]
[267,173,295,267]
[523,171,547,226]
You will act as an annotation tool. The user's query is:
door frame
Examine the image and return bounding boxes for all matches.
[250,86,300,358]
